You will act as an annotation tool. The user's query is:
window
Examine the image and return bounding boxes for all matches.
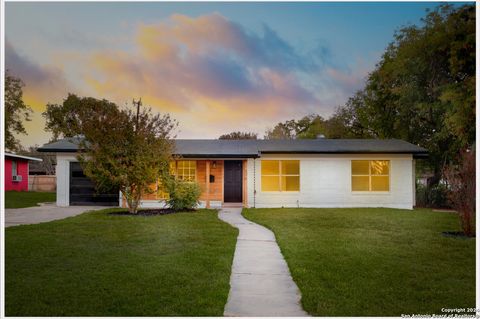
[157,181,170,199]
[261,160,300,192]
[176,160,196,182]
[12,161,17,176]
[351,160,390,191]
[169,161,176,175]
[157,161,192,199]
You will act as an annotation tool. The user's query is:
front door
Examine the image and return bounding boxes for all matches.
[224,160,243,203]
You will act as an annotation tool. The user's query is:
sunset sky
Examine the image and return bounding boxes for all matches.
[6,2,450,147]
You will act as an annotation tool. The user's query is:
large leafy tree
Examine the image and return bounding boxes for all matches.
[264,121,296,139]
[5,71,32,151]
[333,4,475,184]
[219,131,258,139]
[265,115,328,139]
[43,93,119,140]
[44,95,177,214]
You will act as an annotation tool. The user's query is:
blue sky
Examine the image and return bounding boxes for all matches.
[5,2,468,146]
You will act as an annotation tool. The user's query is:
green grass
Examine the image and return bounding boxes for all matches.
[5,191,56,208]
[243,208,475,316]
[6,208,238,316]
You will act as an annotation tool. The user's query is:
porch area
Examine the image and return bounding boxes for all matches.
[132,159,248,209]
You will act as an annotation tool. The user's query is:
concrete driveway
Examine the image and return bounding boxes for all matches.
[5,203,107,227]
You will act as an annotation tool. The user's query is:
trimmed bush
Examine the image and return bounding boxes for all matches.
[165,179,202,211]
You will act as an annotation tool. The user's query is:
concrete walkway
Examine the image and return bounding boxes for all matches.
[218,207,308,317]
[5,203,106,227]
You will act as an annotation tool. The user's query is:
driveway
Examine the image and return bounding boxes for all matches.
[5,203,107,227]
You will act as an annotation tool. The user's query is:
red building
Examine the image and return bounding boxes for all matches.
[4,153,42,191]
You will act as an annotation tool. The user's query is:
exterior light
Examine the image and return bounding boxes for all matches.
[212,161,217,169]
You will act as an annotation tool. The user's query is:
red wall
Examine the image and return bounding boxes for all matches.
[5,157,29,191]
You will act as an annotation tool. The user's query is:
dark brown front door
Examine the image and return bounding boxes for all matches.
[224,160,243,203]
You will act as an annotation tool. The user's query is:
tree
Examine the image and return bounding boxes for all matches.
[219,131,258,139]
[295,115,326,139]
[265,115,327,139]
[5,70,32,151]
[264,122,295,139]
[44,95,177,214]
[332,4,475,185]
[20,145,56,175]
[444,149,475,236]
[43,93,119,140]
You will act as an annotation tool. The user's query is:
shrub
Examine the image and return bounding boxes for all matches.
[416,183,451,208]
[165,179,202,211]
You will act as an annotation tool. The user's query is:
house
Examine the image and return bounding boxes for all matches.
[4,153,43,191]
[38,138,428,209]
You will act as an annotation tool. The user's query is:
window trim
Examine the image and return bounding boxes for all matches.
[351,160,390,193]
[260,160,300,193]
[12,160,17,177]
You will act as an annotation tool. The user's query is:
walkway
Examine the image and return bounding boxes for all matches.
[5,203,106,227]
[218,207,308,317]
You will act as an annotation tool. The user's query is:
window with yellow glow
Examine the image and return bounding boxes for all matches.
[176,160,196,182]
[351,160,390,191]
[169,161,176,175]
[155,162,174,199]
[261,160,300,191]
[156,181,170,199]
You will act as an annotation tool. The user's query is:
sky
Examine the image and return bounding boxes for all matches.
[5,1,462,147]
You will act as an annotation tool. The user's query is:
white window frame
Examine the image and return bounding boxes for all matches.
[261,160,300,192]
[12,160,17,177]
[351,160,390,193]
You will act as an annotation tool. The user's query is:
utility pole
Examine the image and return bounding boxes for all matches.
[133,98,142,132]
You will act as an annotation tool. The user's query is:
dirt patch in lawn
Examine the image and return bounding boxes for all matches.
[109,209,196,216]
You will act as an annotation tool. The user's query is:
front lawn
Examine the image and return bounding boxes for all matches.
[6,208,238,316]
[5,191,56,208]
[243,208,475,316]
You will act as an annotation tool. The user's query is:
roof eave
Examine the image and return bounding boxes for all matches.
[177,154,259,158]
[5,153,43,161]
[37,148,79,153]
[259,150,428,155]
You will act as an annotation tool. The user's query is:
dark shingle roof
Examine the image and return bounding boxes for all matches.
[38,138,428,157]
[37,137,85,153]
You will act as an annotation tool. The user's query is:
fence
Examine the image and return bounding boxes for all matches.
[29,175,56,192]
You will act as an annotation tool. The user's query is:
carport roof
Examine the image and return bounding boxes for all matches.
[38,137,428,158]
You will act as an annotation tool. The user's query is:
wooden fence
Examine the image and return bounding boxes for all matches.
[29,175,56,192]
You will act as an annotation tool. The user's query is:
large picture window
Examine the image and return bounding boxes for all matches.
[261,160,300,192]
[351,160,390,191]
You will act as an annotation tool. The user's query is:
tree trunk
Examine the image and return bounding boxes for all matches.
[124,186,143,214]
